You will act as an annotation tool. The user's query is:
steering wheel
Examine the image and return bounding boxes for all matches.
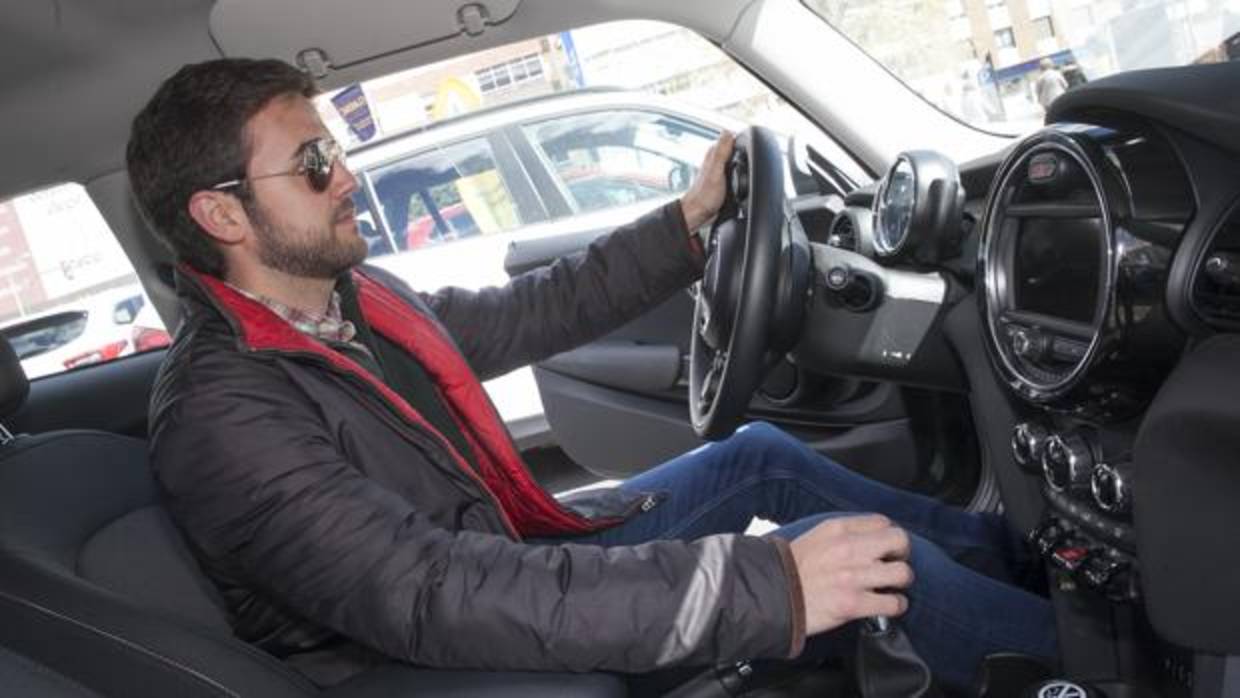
[689,126,806,440]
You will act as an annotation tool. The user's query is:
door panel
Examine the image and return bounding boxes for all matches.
[506,233,922,483]
[9,350,164,438]
[535,366,922,486]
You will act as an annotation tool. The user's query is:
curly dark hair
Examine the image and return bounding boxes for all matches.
[126,58,316,277]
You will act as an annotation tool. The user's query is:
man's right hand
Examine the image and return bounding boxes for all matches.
[789,514,914,636]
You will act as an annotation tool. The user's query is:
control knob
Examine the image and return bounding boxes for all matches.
[1042,432,1095,493]
[1029,518,1070,557]
[1011,422,1051,471]
[1205,251,1240,288]
[1091,462,1133,515]
[823,265,881,312]
[1009,326,1048,361]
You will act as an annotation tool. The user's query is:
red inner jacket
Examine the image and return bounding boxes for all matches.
[192,268,609,538]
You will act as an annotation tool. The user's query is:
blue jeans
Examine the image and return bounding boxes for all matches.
[565,422,1057,690]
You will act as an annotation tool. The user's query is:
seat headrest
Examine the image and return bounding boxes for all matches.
[0,336,29,421]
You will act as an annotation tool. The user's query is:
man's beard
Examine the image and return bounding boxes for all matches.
[246,198,368,280]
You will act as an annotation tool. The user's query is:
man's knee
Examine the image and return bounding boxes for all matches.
[729,421,855,476]
[729,421,803,458]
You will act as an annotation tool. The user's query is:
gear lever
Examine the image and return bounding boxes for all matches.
[856,616,942,698]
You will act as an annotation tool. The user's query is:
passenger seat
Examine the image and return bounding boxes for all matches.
[0,337,625,697]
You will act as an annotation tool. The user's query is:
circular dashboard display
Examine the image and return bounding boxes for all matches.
[876,157,916,255]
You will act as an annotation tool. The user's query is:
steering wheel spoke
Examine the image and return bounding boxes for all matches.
[699,351,726,404]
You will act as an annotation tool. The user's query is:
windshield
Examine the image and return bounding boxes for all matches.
[804,0,1240,136]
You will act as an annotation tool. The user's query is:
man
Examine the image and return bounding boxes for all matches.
[1035,58,1069,110]
[128,59,1055,691]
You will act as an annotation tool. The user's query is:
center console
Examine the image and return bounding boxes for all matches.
[977,120,1213,697]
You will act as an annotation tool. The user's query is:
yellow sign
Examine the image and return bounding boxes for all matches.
[431,77,482,120]
[430,77,509,234]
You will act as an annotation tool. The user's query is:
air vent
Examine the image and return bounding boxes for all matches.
[827,213,858,252]
[1193,207,1240,330]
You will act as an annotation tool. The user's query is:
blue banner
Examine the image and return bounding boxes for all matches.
[331,84,377,143]
[560,31,586,89]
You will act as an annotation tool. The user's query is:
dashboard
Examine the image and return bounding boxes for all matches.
[789,61,1240,698]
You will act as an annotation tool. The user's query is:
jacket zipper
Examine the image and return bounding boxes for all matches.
[258,348,523,540]
[451,366,618,529]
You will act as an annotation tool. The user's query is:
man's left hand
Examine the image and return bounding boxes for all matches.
[680,130,735,232]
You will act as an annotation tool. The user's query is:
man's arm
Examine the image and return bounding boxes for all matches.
[392,133,734,381]
[152,366,801,671]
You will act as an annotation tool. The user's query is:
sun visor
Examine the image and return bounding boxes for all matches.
[209,0,522,76]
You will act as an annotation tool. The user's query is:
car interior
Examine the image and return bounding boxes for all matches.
[1,1,1239,697]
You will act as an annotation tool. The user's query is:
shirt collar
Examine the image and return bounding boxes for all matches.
[226,283,359,346]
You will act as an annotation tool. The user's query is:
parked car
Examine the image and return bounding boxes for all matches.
[129,298,171,353]
[0,283,149,380]
[343,89,746,444]
[347,88,740,291]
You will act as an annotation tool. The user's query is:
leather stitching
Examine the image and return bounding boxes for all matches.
[0,587,240,698]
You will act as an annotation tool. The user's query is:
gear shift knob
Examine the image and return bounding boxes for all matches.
[863,616,891,634]
[856,617,941,698]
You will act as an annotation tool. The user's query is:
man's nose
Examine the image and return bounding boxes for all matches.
[332,160,359,199]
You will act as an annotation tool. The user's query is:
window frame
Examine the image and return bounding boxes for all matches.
[993,27,1016,49]
[1032,15,1055,41]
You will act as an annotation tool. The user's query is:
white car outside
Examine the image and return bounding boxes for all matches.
[343,90,748,446]
[1,283,149,381]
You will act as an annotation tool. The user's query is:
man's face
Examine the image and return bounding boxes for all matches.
[238,94,367,280]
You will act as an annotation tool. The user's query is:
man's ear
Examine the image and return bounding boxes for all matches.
[188,190,249,245]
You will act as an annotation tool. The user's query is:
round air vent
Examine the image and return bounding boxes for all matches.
[1191,200,1240,330]
[827,214,857,251]
[825,207,871,255]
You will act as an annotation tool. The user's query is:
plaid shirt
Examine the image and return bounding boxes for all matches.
[229,284,370,354]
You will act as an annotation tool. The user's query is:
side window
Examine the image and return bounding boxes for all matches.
[524,110,717,216]
[0,183,168,381]
[367,138,523,252]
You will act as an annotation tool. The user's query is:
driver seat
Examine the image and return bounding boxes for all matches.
[0,336,625,697]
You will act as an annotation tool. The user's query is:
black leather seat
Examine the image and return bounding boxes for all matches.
[0,645,103,698]
[0,337,625,698]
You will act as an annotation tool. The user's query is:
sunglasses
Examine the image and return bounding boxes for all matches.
[211,137,346,194]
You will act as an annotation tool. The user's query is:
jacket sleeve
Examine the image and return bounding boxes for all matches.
[152,364,802,672]
[373,201,705,381]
